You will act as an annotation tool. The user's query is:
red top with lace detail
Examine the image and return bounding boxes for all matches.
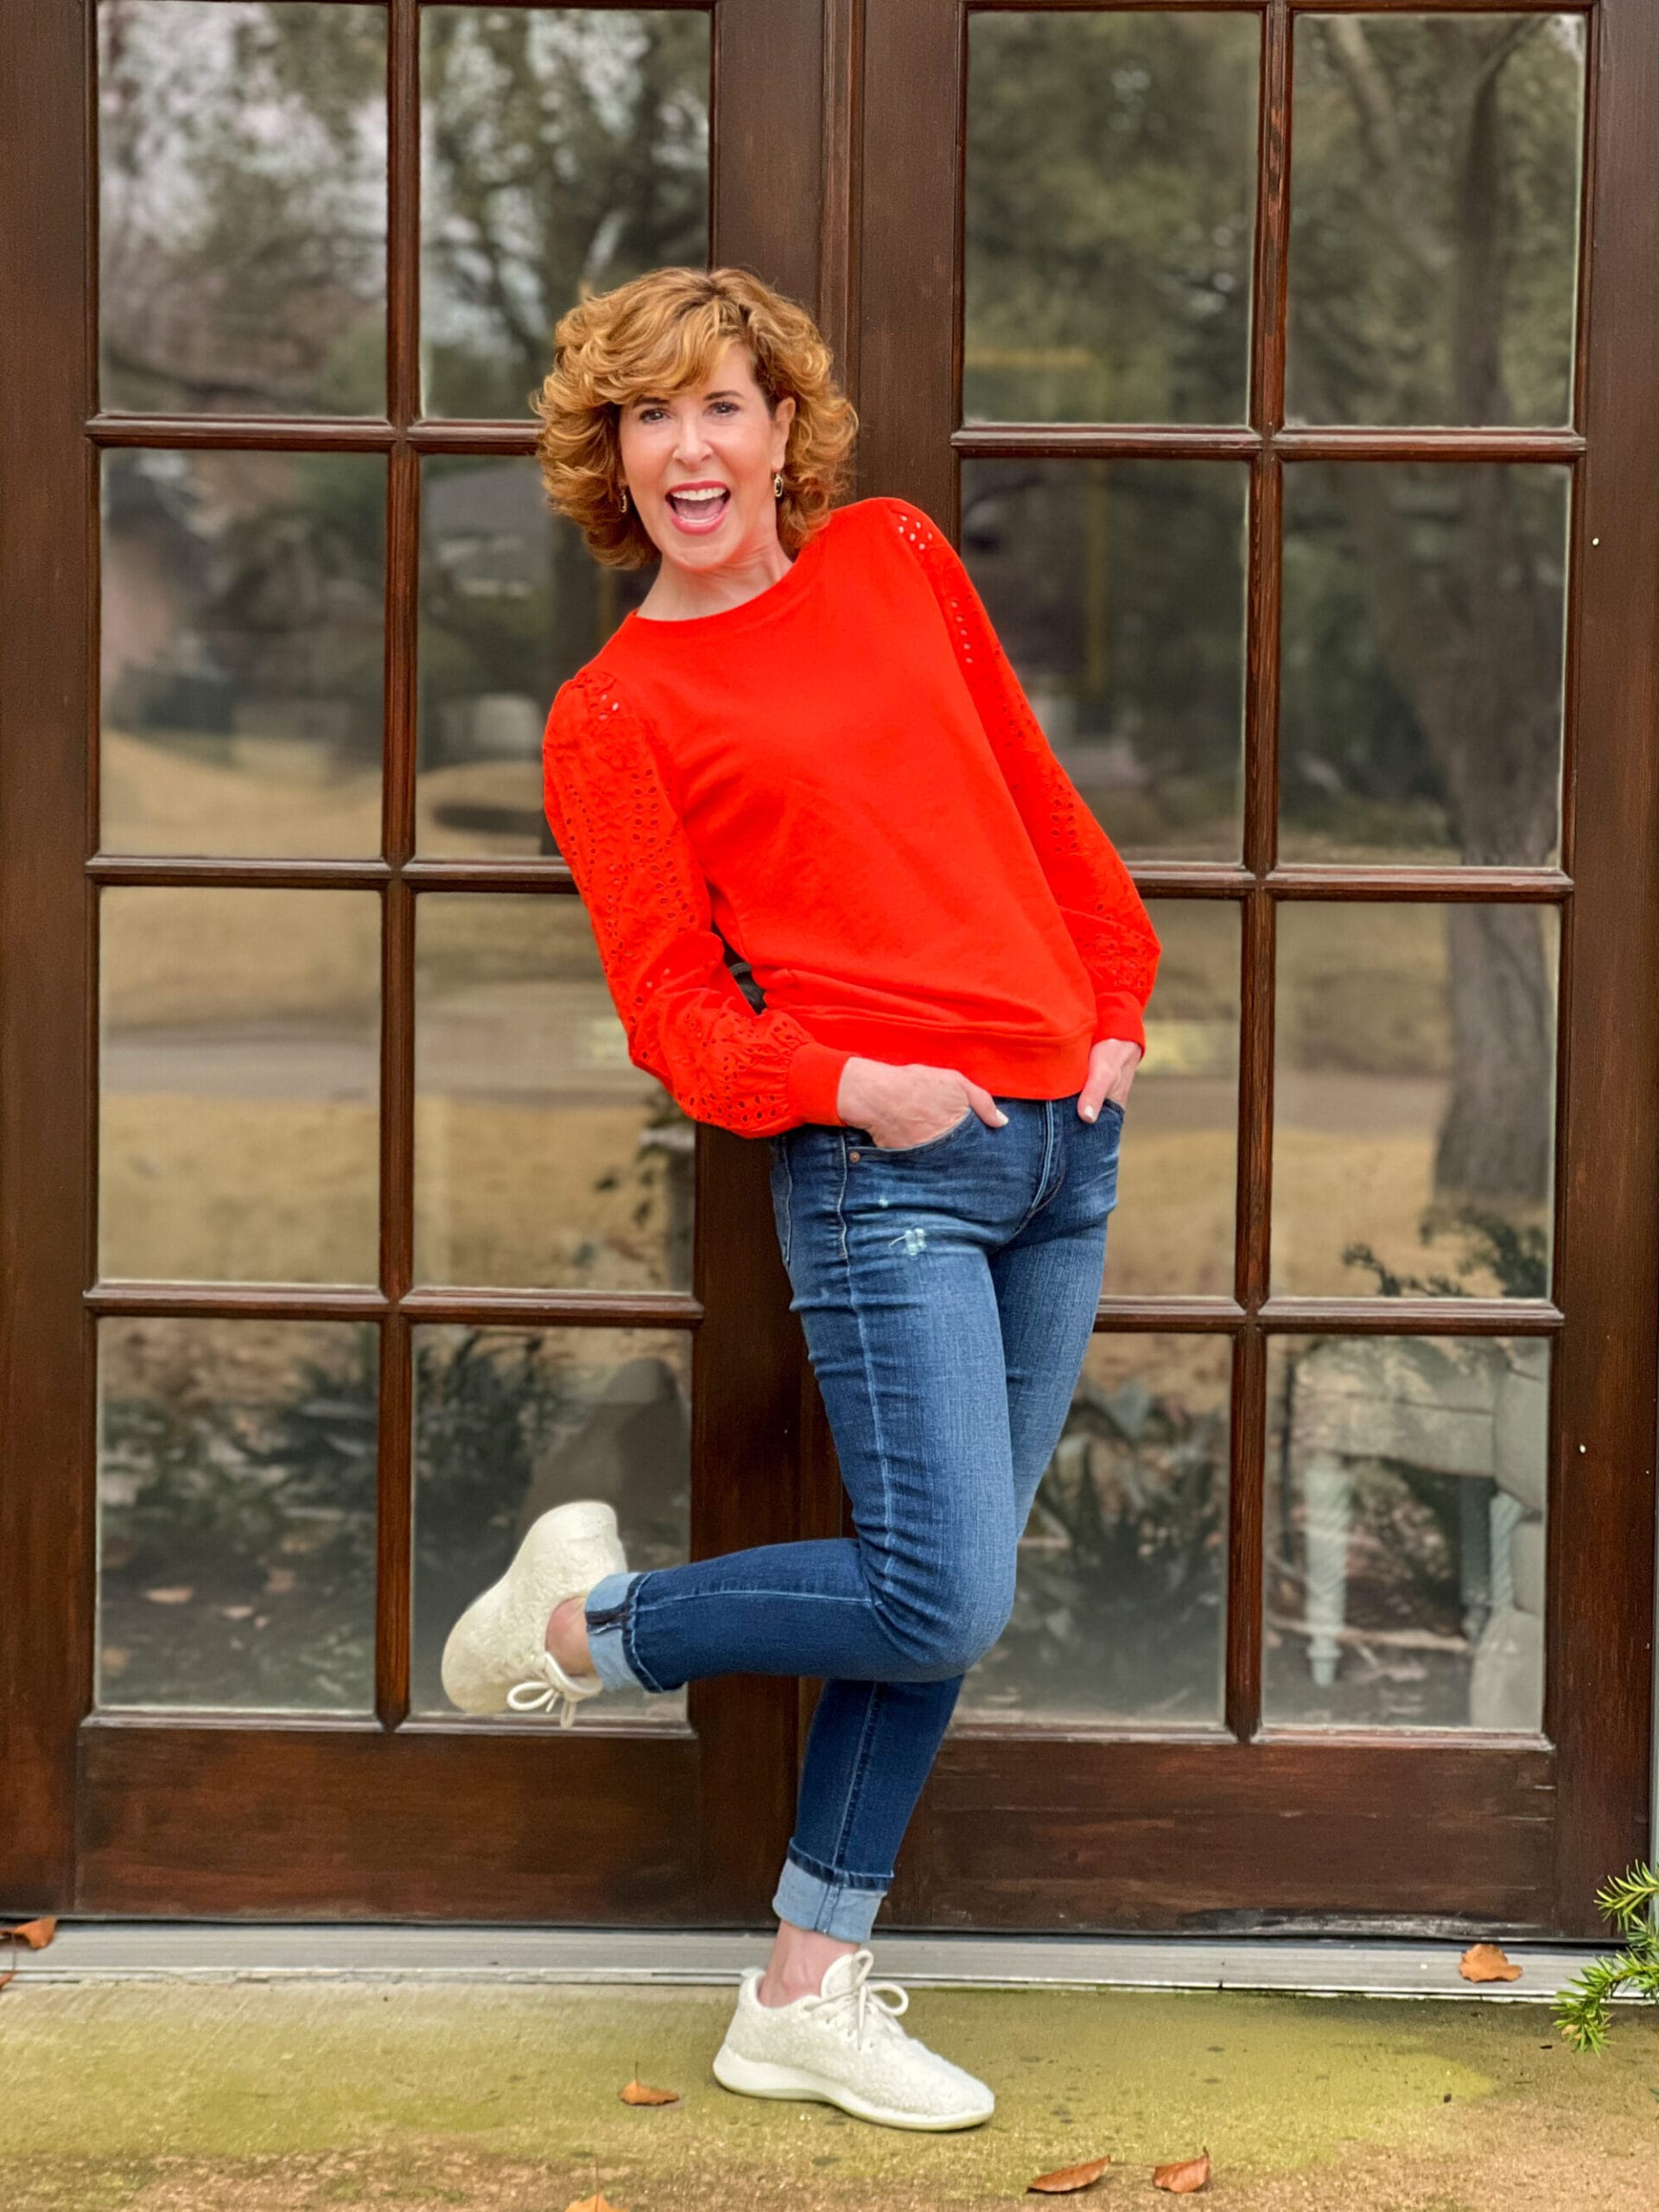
[540,493,1160,1139]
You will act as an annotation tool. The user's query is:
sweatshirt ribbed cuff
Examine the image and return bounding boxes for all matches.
[785,1039,851,1125]
[1090,990,1147,1056]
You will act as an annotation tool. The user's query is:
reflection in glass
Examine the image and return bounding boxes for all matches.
[416,896,691,1292]
[420,10,710,420]
[100,887,380,1284]
[1273,903,1557,1300]
[1280,465,1568,866]
[965,11,1259,424]
[961,461,1248,861]
[1287,15,1585,428]
[100,449,385,857]
[412,1325,691,1721]
[1282,462,1574,867]
[1103,901,1238,1301]
[99,2,386,416]
[1266,1335,1548,1730]
[958,1332,1230,1727]
[97,1317,378,1712]
[416,459,652,856]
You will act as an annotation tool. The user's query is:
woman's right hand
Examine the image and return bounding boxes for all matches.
[834,1057,1007,1149]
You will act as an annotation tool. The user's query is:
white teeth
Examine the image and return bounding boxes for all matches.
[671,488,727,505]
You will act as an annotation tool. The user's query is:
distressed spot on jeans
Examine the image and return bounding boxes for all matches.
[889,1226,927,1256]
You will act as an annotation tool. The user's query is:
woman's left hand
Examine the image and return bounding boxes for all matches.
[1078,1037,1142,1122]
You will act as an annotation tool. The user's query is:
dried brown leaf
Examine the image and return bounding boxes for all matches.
[619,2076,680,2106]
[1152,2147,1211,2193]
[1,1917,57,1949]
[1027,2152,1112,2192]
[143,1586,194,1605]
[1459,1942,1522,1984]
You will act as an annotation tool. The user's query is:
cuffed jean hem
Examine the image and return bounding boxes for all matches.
[583,1568,661,1695]
[772,1847,890,1943]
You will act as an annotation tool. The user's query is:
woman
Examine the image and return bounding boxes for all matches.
[442,265,1160,2133]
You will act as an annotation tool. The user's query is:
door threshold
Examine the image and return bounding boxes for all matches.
[11,1923,1604,2000]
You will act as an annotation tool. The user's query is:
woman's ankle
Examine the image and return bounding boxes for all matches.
[545,1592,594,1677]
[756,1922,856,2007]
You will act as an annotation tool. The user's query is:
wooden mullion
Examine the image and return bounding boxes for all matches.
[1222,0,1290,1753]
[1258,1298,1562,1335]
[86,1283,703,1326]
[953,427,1586,462]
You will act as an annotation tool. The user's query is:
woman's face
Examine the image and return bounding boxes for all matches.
[616,338,796,577]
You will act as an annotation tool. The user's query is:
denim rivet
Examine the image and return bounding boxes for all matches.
[849,1148,861,1161]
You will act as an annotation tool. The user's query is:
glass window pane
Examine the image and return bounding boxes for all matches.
[1266,1335,1548,1730]
[965,11,1259,424]
[1273,902,1557,1300]
[1107,900,1238,1301]
[412,1325,691,1723]
[957,1332,1230,1727]
[1287,16,1586,429]
[961,460,1248,862]
[98,1316,378,1712]
[1279,464,1568,867]
[420,10,711,420]
[100,887,381,1285]
[415,895,691,1292]
[416,457,650,857]
[99,2,387,417]
[100,450,385,858]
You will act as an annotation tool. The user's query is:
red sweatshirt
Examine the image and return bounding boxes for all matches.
[541,494,1160,1138]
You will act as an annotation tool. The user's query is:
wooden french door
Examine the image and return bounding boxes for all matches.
[857,0,1658,1939]
[2,0,1655,1942]
[0,0,830,1924]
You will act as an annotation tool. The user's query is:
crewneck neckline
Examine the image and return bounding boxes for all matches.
[620,507,838,639]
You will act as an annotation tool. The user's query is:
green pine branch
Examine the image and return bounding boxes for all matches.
[1554,1861,1659,2053]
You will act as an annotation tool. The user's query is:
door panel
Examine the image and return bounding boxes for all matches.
[861,0,1656,1938]
[0,0,825,1924]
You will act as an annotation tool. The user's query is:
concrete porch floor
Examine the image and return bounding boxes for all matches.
[3,1961,1656,2210]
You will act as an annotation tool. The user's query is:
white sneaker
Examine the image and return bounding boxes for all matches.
[440,1500,626,1724]
[711,1948,995,2132]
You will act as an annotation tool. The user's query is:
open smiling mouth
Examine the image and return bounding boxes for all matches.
[666,487,731,527]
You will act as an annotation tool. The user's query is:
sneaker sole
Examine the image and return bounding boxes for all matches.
[710,2042,994,2132]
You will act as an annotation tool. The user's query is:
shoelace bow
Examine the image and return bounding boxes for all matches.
[505,1649,599,1728]
[805,1950,910,2047]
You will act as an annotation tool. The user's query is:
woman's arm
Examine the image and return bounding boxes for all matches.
[880,496,1160,1053]
[543,664,849,1135]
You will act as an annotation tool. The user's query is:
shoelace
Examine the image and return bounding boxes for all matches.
[505,1649,601,1728]
[804,1949,911,2048]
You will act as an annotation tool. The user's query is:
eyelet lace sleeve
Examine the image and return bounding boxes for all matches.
[879,496,1160,1054]
[543,665,849,1135]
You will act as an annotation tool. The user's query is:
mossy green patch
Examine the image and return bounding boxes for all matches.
[2,1980,1654,2210]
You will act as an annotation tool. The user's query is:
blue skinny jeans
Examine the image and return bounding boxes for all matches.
[582,1087,1122,1940]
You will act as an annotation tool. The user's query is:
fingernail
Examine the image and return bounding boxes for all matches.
[1083,1106,1096,1121]
[994,1111,1008,1126]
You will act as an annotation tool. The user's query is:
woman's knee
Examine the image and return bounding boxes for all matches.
[874,1561,1017,1681]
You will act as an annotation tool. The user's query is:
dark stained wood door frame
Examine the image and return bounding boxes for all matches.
[859,0,1657,1937]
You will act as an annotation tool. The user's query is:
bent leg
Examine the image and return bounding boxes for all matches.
[585,1126,1020,1703]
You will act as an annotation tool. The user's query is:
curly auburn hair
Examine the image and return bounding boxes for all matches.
[531,264,858,569]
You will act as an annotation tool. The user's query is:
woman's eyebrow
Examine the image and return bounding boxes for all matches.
[632,388,746,404]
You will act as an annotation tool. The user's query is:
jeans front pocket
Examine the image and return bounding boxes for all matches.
[849,1106,976,1159]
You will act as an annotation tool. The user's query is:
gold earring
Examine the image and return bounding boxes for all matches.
[773,471,784,499]
[620,485,630,512]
